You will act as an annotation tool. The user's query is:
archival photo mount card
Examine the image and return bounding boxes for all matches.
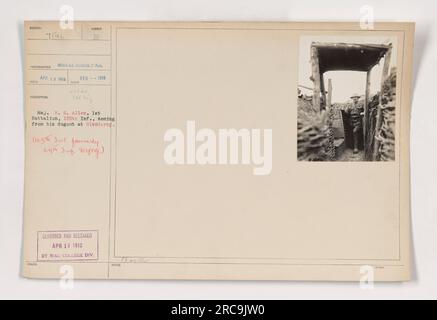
[22,21,414,281]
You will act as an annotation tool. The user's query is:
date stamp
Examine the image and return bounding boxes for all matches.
[37,230,99,261]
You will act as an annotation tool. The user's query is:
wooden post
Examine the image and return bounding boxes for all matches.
[363,70,371,153]
[373,46,392,160]
[310,46,321,112]
[320,74,326,110]
[325,78,334,160]
[327,78,332,111]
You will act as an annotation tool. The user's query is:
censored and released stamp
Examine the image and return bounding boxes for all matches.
[37,230,99,261]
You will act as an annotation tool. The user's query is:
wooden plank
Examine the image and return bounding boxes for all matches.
[327,78,332,111]
[297,84,314,91]
[312,42,391,50]
[311,46,321,112]
[373,46,392,160]
[320,73,326,109]
[363,70,371,148]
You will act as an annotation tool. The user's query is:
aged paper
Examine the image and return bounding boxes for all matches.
[22,21,414,281]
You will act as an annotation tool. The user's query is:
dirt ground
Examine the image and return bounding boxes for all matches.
[336,148,365,161]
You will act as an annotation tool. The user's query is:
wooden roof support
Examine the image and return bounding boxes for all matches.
[373,45,392,161]
[310,45,321,112]
[320,73,326,110]
[311,42,390,73]
[363,70,371,158]
[327,79,332,112]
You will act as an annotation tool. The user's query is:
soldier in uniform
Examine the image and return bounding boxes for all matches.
[344,93,364,154]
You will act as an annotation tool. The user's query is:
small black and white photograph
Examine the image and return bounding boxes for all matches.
[297,36,397,162]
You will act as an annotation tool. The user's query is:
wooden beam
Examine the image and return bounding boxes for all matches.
[373,46,392,161]
[310,46,321,112]
[326,78,334,160]
[327,78,332,112]
[297,84,315,91]
[312,42,391,50]
[363,70,371,150]
[298,84,328,93]
[320,73,326,110]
